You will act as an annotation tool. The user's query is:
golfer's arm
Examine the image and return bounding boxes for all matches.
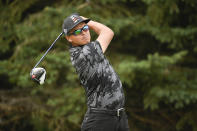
[87,20,114,53]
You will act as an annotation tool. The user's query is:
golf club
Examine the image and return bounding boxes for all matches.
[30,32,64,85]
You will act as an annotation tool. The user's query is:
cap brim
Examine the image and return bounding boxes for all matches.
[67,18,91,35]
[83,18,91,23]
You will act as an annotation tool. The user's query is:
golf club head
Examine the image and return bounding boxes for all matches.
[30,67,46,85]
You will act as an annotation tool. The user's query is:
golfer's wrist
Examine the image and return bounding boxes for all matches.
[87,20,95,29]
[87,20,105,35]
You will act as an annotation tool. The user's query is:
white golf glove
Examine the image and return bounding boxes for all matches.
[30,67,46,85]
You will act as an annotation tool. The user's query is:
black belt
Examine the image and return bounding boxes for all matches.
[88,107,125,117]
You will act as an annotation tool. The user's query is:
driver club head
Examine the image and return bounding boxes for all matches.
[30,67,46,85]
[30,32,63,85]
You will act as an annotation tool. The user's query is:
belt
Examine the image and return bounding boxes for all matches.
[89,107,125,117]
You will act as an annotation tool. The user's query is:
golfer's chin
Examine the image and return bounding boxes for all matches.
[71,37,91,46]
[78,40,90,45]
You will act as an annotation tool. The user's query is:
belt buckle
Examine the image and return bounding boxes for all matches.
[117,108,124,117]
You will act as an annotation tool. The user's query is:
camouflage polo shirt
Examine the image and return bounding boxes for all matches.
[69,41,125,110]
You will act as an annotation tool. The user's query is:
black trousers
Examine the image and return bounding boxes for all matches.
[81,108,130,131]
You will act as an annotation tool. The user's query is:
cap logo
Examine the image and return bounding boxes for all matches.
[70,15,79,23]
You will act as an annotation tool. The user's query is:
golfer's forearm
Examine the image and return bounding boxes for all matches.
[87,20,114,53]
[88,20,114,36]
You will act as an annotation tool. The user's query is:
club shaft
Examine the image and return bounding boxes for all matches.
[33,32,64,69]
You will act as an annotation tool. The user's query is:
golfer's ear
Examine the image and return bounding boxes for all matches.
[65,35,69,40]
[65,36,72,42]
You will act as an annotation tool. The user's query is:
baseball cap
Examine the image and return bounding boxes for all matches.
[62,13,90,35]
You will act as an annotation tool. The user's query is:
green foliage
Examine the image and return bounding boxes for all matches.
[30,86,85,131]
[118,51,197,111]
[1,0,197,130]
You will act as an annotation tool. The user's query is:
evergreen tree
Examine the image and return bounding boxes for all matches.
[0,0,197,130]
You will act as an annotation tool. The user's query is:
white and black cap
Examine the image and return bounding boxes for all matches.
[62,13,90,35]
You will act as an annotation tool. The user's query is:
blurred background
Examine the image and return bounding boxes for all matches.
[1,0,197,130]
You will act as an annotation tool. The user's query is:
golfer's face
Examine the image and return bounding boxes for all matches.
[67,22,91,46]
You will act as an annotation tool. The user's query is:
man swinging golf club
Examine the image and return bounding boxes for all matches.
[62,13,130,131]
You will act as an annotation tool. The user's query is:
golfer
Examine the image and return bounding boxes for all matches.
[62,13,130,131]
